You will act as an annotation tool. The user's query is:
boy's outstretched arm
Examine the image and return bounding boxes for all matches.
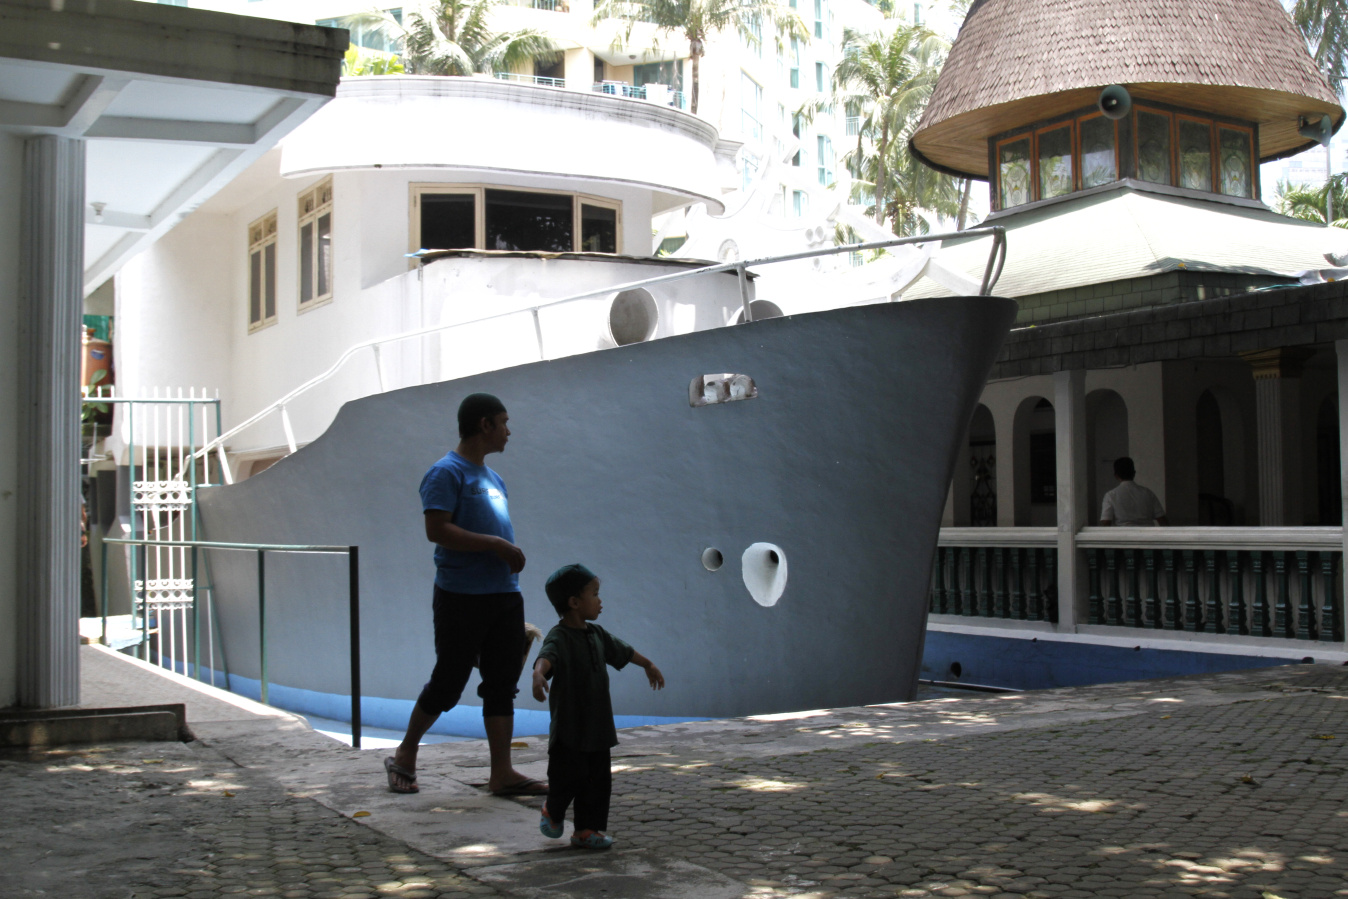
[532,658,552,702]
[630,651,664,691]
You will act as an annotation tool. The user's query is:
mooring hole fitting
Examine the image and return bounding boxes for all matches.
[742,542,787,607]
[701,548,723,572]
[950,661,963,679]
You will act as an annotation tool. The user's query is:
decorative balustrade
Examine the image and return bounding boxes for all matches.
[929,527,1346,644]
[1077,528,1344,642]
[930,528,1059,622]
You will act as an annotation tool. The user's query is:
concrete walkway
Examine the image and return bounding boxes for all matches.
[3,646,1347,899]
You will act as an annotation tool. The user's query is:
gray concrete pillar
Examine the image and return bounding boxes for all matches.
[16,135,85,708]
[1243,348,1311,526]
[1054,370,1088,628]
[1335,340,1348,641]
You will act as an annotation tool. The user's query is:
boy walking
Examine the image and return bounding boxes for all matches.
[532,564,664,850]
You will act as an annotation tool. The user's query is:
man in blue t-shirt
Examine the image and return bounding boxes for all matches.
[383,393,546,797]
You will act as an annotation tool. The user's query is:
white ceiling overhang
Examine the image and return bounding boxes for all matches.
[0,0,345,294]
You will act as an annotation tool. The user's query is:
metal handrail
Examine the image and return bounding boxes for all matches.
[193,228,1006,470]
[103,536,364,749]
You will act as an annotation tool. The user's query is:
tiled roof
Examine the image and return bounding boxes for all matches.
[912,0,1343,176]
[902,185,1348,300]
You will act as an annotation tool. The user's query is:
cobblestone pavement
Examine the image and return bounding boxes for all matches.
[4,659,1348,899]
[0,739,502,899]
[606,668,1348,898]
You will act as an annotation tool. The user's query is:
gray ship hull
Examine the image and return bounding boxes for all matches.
[197,297,1016,724]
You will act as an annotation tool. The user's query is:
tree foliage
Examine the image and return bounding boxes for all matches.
[593,0,808,113]
[398,0,558,77]
[1276,173,1348,227]
[830,20,965,234]
[1292,0,1348,89]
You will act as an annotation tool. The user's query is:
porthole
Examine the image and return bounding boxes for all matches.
[731,299,784,324]
[701,548,723,572]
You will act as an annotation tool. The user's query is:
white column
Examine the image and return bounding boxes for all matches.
[1054,370,1088,628]
[1335,340,1348,641]
[1244,349,1309,526]
[16,136,84,708]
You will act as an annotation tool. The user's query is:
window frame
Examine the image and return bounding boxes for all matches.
[994,133,1033,210]
[409,183,624,257]
[1074,112,1119,190]
[1215,122,1257,199]
[247,209,279,333]
[297,176,334,312]
[1034,120,1077,198]
[1175,113,1216,193]
[1132,105,1175,188]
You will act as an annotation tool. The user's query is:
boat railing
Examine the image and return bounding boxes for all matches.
[102,536,366,748]
[191,227,1007,481]
[932,526,1344,643]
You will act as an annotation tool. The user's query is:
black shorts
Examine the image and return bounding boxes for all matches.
[416,586,525,717]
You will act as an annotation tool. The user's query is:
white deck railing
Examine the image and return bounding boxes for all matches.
[194,228,1007,483]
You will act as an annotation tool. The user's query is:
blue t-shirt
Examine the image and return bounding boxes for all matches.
[419,451,518,594]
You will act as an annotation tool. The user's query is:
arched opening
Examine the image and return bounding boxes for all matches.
[1317,395,1341,525]
[1086,389,1129,522]
[1195,388,1245,525]
[1012,396,1055,526]
[968,404,996,526]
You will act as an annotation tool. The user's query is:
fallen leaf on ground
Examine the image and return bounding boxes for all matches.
[352,811,370,818]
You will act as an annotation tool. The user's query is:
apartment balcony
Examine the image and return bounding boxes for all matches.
[593,80,688,110]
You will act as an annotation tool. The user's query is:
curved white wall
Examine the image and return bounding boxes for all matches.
[281,77,727,215]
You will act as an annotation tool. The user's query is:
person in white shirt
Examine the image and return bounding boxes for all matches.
[1099,457,1168,526]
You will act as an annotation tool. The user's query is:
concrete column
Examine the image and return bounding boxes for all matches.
[1054,370,1088,628]
[16,136,85,708]
[1243,348,1311,526]
[0,132,23,708]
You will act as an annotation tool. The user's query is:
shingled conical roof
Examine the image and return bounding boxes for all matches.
[911,0,1343,179]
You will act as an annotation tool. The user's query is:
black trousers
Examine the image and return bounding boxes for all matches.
[416,587,524,717]
[546,744,612,833]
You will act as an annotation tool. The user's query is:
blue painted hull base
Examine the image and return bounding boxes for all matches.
[921,630,1306,691]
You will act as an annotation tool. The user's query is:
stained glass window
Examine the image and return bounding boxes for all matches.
[1179,118,1213,191]
[1219,128,1253,198]
[999,138,1031,208]
[1079,116,1116,188]
[1136,111,1172,185]
[1038,126,1073,199]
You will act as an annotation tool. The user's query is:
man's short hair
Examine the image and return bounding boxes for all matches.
[458,393,506,439]
[545,563,597,616]
[1114,456,1136,481]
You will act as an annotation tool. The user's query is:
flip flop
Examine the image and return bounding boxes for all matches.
[384,756,418,794]
[490,776,548,796]
[570,830,613,850]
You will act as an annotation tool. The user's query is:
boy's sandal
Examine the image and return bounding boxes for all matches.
[570,830,613,850]
[539,805,564,839]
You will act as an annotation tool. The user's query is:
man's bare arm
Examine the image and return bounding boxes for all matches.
[424,510,526,572]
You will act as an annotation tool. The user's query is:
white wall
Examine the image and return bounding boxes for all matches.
[0,133,21,707]
[116,212,237,401]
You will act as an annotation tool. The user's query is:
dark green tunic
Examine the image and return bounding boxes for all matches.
[536,622,634,752]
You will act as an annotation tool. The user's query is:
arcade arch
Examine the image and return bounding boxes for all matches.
[1086,389,1129,522]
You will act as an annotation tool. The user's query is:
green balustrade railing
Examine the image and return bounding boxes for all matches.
[930,542,1060,623]
[1083,547,1344,641]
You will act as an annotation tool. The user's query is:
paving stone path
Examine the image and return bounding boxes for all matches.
[609,671,1348,898]
[0,739,502,899]
[4,664,1348,899]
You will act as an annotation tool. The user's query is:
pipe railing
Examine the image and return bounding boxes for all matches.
[194,228,1007,475]
[103,537,364,748]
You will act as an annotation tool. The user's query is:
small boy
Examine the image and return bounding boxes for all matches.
[532,563,664,850]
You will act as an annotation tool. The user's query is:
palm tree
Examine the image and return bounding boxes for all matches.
[832,21,948,226]
[1276,175,1348,228]
[592,0,809,114]
[398,0,558,77]
[1292,0,1348,88]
